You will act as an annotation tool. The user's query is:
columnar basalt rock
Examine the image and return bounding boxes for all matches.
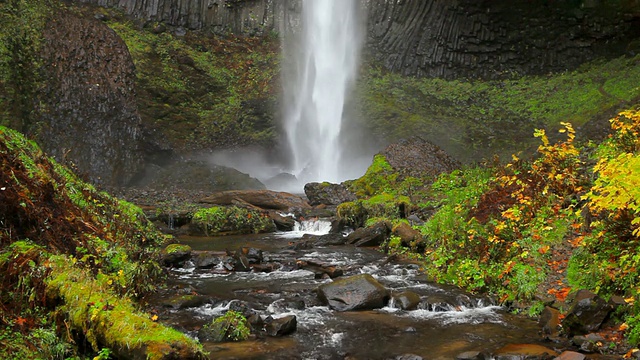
[39,10,145,186]
[76,0,640,79]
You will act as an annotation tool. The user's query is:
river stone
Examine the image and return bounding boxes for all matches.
[347,222,390,247]
[562,290,613,335]
[391,355,423,360]
[264,315,297,336]
[555,351,585,360]
[539,306,561,337]
[304,182,357,206]
[455,351,484,360]
[269,211,296,231]
[492,344,558,360]
[392,291,422,310]
[317,274,390,311]
[193,251,221,269]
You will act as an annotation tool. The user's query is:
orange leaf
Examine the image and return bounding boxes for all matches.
[538,245,550,254]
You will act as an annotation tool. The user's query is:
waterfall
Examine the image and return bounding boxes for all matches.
[283,0,365,186]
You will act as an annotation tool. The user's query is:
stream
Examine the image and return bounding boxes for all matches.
[159,220,546,360]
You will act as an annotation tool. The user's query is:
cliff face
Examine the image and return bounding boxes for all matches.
[76,0,640,79]
[365,0,640,79]
[38,10,144,186]
[75,0,291,34]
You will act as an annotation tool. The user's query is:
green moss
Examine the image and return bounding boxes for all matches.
[164,243,192,255]
[191,206,275,236]
[105,17,280,151]
[45,256,205,359]
[346,154,397,198]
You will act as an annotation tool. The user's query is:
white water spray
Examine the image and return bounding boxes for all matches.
[283,0,365,185]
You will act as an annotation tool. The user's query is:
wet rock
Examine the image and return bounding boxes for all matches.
[317,273,390,311]
[234,254,251,272]
[555,351,585,360]
[200,189,311,212]
[392,222,423,248]
[304,182,356,206]
[347,222,390,247]
[492,344,558,360]
[562,290,613,335]
[392,291,422,310]
[539,307,561,337]
[571,333,605,353]
[228,300,257,319]
[240,247,263,264]
[269,211,296,231]
[251,263,279,273]
[391,355,423,360]
[161,294,209,310]
[380,137,461,180]
[456,351,484,360]
[313,233,348,246]
[264,315,297,336]
[193,251,221,269]
[297,260,343,279]
[418,295,456,312]
[161,244,192,267]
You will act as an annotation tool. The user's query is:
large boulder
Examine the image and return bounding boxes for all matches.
[392,222,423,248]
[199,190,311,212]
[317,274,390,311]
[347,222,391,247]
[562,290,614,335]
[380,137,460,179]
[304,182,356,206]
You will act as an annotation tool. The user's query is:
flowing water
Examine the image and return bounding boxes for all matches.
[162,220,547,360]
[283,0,366,185]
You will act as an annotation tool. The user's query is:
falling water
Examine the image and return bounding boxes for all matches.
[283,0,365,185]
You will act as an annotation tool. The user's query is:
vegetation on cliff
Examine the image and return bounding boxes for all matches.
[0,126,204,358]
[104,11,280,151]
[357,55,640,162]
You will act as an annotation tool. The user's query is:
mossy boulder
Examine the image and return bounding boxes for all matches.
[190,206,276,236]
[161,244,192,267]
[304,181,356,206]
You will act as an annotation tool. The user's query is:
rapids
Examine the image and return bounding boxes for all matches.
[159,220,547,360]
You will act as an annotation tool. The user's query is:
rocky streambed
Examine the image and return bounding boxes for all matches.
[139,218,604,360]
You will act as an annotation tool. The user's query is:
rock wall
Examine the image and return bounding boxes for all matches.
[365,0,640,79]
[38,11,144,186]
[76,0,294,34]
[76,0,640,79]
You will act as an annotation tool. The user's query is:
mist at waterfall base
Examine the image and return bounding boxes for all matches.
[207,0,374,192]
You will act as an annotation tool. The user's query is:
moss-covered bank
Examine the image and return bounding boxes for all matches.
[0,126,205,359]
